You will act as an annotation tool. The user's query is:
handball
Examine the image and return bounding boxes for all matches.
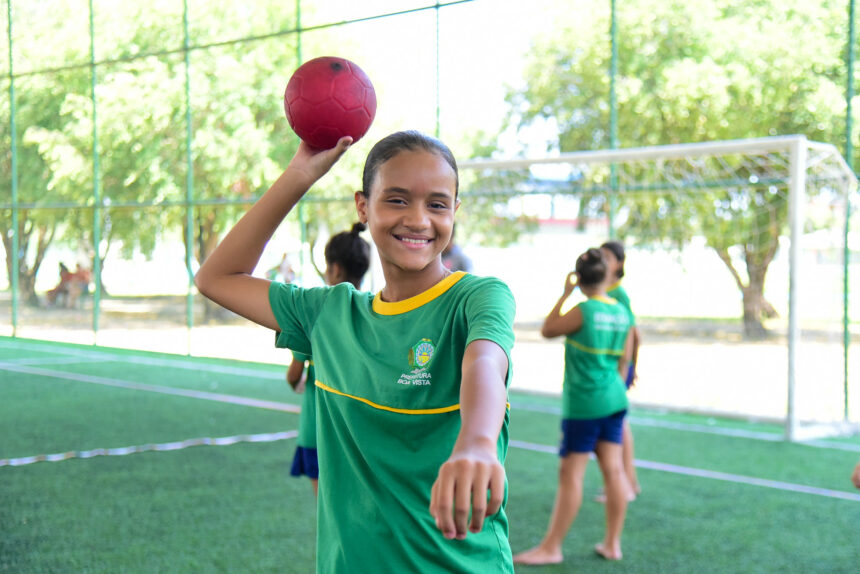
[284,56,377,150]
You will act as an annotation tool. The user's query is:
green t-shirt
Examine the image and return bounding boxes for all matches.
[607,281,636,326]
[291,351,316,449]
[270,271,516,574]
[562,296,630,419]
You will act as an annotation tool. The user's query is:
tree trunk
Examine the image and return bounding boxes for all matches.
[741,284,768,339]
[714,245,777,339]
[193,210,231,323]
[18,268,40,306]
[1,215,55,306]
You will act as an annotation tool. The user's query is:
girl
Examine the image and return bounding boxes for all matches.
[195,131,516,573]
[513,248,632,565]
[286,223,371,496]
[601,240,642,500]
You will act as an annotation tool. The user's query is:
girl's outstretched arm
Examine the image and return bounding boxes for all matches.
[430,339,509,540]
[195,138,352,331]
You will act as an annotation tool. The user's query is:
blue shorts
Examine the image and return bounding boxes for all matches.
[290,446,319,479]
[559,410,627,456]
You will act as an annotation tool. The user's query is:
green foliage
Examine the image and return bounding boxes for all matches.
[507,0,852,333]
[1,1,312,296]
[512,0,848,152]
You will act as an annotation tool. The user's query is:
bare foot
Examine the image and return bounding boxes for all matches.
[513,546,564,565]
[594,543,622,561]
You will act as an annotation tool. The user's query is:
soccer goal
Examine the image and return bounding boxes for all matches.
[459,135,858,442]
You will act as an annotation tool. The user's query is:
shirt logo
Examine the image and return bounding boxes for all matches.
[409,338,435,369]
[397,338,435,387]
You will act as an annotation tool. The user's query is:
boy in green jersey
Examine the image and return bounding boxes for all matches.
[514,248,632,566]
[196,131,515,573]
[601,240,642,500]
[286,223,371,496]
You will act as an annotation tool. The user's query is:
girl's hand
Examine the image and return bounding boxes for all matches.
[430,443,505,540]
[563,271,578,296]
[286,137,353,186]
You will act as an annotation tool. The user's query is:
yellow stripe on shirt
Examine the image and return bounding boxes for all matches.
[315,381,511,415]
[315,381,461,415]
[566,338,625,356]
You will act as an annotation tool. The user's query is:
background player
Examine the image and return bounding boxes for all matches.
[286,223,370,495]
[600,240,642,501]
[513,248,633,565]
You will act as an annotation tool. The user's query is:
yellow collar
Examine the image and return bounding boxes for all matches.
[372,271,466,315]
[607,280,622,291]
[592,295,618,305]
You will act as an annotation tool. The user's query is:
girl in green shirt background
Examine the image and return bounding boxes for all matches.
[286,223,370,496]
[601,240,643,501]
[514,248,633,566]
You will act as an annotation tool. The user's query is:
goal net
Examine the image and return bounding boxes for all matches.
[459,135,858,442]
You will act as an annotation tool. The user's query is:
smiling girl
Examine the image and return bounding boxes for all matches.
[195,130,516,573]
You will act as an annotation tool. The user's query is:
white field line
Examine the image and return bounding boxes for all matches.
[0,339,285,380]
[510,401,860,453]
[3,340,858,452]
[0,363,301,414]
[3,362,857,503]
[0,430,297,467]
[508,439,860,503]
[0,356,107,367]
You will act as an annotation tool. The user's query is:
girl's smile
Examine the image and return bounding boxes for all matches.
[395,234,434,248]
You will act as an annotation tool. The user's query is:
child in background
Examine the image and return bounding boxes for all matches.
[286,223,370,496]
[513,248,633,565]
[600,240,642,500]
[195,130,516,573]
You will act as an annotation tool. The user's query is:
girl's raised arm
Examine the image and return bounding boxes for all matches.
[541,272,583,338]
[194,138,352,331]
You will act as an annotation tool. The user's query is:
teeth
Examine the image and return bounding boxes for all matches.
[401,237,429,244]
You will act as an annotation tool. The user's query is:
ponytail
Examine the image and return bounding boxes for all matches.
[575,248,608,286]
[325,223,371,287]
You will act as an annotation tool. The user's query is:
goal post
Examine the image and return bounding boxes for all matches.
[459,135,858,442]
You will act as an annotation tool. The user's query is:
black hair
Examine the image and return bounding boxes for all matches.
[575,248,608,287]
[361,130,458,197]
[325,222,371,288]
[600,240,626,279]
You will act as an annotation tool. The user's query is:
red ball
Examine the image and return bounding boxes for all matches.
[284,57,377,150]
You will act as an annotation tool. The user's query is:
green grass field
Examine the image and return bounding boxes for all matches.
[2,336,858,573]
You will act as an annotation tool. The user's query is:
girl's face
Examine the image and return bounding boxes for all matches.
[355,150,458,275]
[600,247,620,279]
[323,262,344,286]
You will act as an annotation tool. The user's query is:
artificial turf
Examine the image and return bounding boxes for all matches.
[2,337,858,573]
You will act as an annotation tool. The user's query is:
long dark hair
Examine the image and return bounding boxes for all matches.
[361,130,458,197]
[325,222,371,288]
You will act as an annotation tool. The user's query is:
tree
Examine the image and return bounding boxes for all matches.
[507,0,851,336]
[2,1,303,317]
